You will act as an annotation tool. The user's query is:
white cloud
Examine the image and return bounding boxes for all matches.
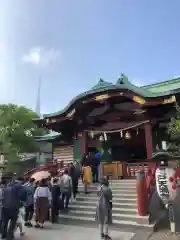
[22,46,61,67]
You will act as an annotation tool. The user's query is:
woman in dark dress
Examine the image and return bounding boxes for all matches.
[34,179,52,228]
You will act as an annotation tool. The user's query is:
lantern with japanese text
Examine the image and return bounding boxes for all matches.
[155,167,178,205]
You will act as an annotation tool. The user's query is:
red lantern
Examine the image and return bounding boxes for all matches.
[172,183,177,191]
[169,176,174,183]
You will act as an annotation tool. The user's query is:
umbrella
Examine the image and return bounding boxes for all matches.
[31,171,50,182]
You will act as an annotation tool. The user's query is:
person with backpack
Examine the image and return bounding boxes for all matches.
[60,168,72,209]
[23,178,35,227]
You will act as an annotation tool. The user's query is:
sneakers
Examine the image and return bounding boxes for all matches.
[101,233,104,239]
[24,222,33,227]
[35,223,40,228]
[104,235,112,240]
[100,234,111,239]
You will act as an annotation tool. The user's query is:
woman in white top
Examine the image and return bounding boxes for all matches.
[60,168,72,209]
[34,178,52,228]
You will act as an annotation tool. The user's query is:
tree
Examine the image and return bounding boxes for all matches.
[0,104,46,172]
[167,104,180,154]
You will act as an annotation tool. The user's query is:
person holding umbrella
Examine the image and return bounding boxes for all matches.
[34,178,52,228]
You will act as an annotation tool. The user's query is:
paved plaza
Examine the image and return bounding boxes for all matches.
[12,222,180,240]
[147,231,180,240]
[14,224,135,240]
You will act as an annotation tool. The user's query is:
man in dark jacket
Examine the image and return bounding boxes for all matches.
[69,163,80,199]
[1,177,26,240]
[23,178,35,227]
[51,178,60,223]
[93,154,100,183]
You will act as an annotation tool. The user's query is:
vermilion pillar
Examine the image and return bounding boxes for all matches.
[136,171,148,216]
[144,122,153,159]
[81,131,87,157]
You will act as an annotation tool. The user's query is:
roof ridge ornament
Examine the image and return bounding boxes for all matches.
[99,78,104,83]
[116,73,129,85]
[91,78,113,90]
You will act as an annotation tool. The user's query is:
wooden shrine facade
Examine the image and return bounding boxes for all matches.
[37,75,180,179]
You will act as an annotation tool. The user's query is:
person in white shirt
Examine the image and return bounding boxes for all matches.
[34,178,52,228]
[60,168,72,209]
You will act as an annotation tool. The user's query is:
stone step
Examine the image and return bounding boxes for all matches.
[65,209,149,225]
[76,195,137,203]
[78,180,136,186]
[77,192,137,198]
[58,214,154,231]
[78,186,137,193]
[72,200,137,208]
[69,205,137,214]
[58,179,154,231]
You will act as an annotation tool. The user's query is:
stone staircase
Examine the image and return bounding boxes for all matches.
[59,179,155,231]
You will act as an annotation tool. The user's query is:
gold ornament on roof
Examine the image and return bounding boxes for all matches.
[162,95,176,104]
[95,94,109,101]
[133,96,146,105]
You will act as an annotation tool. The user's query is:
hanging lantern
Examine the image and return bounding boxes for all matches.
[125,131,131,139]
[136,128,139,135]
[89,131,94,139]
[120,131,123,138]
[103,132,107,141]
[99,135,104,142]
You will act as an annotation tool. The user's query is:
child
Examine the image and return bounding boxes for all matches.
[16,203,25,236]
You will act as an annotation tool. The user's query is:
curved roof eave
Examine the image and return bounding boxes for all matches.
[43,82,177,119]
[35,131,61,141]
[43,85,117,118]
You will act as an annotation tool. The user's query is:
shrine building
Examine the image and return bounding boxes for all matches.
[37,74,180,179]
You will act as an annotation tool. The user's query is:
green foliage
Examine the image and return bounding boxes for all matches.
[168,104,180,135]
[167,104,180,154]
[0,104,46,172]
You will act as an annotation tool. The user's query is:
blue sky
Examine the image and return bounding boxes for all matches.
[1,0,180,114]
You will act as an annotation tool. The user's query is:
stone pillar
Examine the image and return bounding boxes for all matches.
[136,171,148,216]
[81,131,87,157]
[144,122,153,159]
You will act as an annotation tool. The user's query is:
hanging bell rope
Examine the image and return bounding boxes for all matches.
[84,120,149,134]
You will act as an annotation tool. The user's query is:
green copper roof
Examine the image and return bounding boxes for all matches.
[91,78,113,90]
[44,75,180,118]
[35,131,61,141]
[142,77,180,93]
